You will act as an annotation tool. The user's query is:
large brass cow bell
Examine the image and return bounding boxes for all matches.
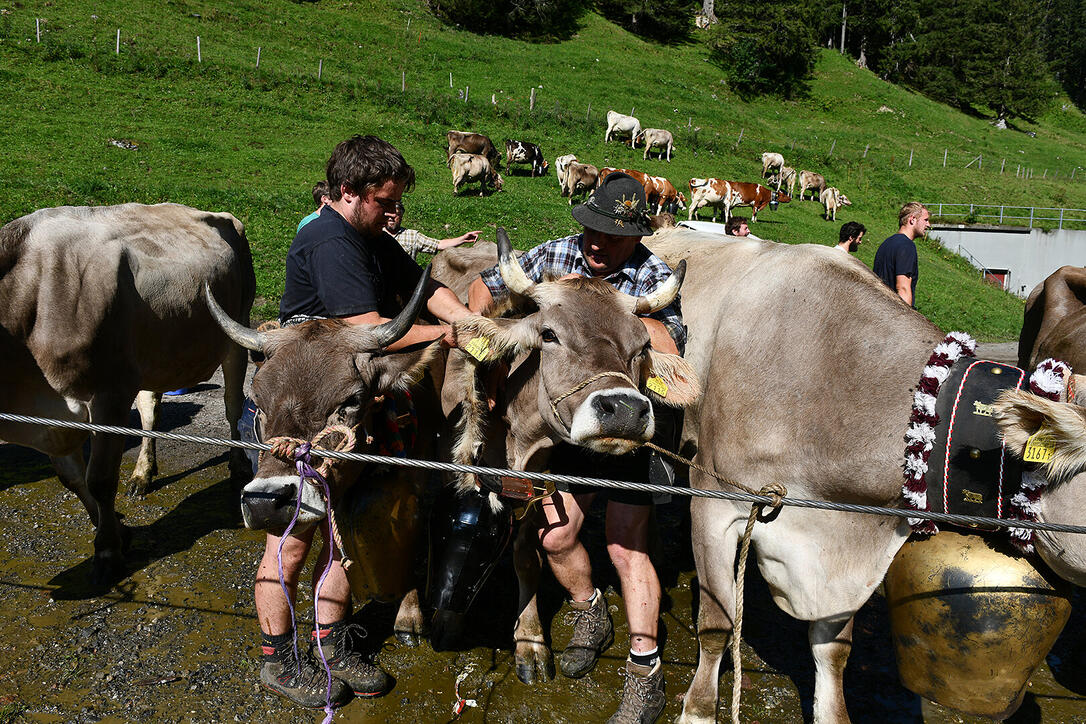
[885,530,1072,719]
[334,473,421,603]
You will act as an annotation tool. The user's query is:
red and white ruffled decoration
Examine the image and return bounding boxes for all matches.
[1006,357,1071,553]
[902,332,977,534]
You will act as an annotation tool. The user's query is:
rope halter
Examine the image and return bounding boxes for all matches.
[548,370,639,432]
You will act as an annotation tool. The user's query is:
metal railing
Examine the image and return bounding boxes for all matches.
[926,203,1086,230]
[954,244,1008,290]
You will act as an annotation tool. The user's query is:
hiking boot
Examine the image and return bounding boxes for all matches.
[260,649,350,709]
[311,621,393,698]
[558,589,614,679]
[606,658,667,724]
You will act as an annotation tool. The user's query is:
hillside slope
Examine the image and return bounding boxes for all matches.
[3,0,1085,337]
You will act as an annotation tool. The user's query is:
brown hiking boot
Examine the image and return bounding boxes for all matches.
[260,647,350,709]
[606,658,666,724]
[311,621,393,698]
[558,589,614,678]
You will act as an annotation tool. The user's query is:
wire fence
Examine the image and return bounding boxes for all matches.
[926,203,1086,230]
[2,411,1085,536]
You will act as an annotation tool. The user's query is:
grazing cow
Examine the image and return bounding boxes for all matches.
[636,128,675,161]
[598,166,652,191]
[0,203,255,582]
[450,153,503,196]
[688,178,789,223]
[206,270,443,642]
[561,161,599,204]
[446,130,501,170]
[761,151,785,178]
[505,139,549,177]
[772,165,797,198]
[554,154,578,193]
[1018,266,1086,371]
[605,110,642,148]
[647,175,687,215]
[819,186,852,221]
[432,231,700,680]
[798,170,827,201]
[644,227,1086,723]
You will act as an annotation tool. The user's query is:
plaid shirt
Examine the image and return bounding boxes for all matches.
[388,227,439,259]
[479,233,686,352]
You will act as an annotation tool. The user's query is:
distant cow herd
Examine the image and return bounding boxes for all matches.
[443,116,854,228]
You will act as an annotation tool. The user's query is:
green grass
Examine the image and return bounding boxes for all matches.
[3,0,1086,338]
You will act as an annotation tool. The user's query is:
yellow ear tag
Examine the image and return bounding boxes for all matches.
[464,336,491,362]
[1023,429,1056,464]
[646,376,668,397]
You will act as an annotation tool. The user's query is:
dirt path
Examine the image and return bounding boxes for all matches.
[0,365,1082,723]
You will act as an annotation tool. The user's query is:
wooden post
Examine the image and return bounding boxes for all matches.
[829,139,836,156]
[1073,167,1077,179]
[116,29,120,54]
[318,59,322,80]
[530,87,535,111]
[908,149,913,167]
[464,85,469,103]
[965,155,980,169]
[1044,169,1048,178]
[943,149,947,167]
[790,138,796,152]
[736,129,743,148]
[36,18,40,42]
[979,155,982,170]
[587,102,591,120]
[401,70,405,93]
[197,36,201,63]
[630,107,635,116]
[688,117,692,128]
[406,18,411,32]
[450,72,453,88]
[492,93,496,105]
[1000,158,1006,174]
[863,144,869,158]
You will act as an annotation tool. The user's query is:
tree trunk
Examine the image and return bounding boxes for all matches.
[702,0,716,24]
[840,2,847,54]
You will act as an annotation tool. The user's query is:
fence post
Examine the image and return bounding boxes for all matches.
[908,149,913,167]
[1029,207,1034,226]
[492,93,496,105]
[790,139,796,152]
[36,18,40,42]
[736,129,743,148]
[464,86,469,103]
[401,70,405,92]
[196,36,201,62]
[1000,158,1006,174]
[938,203,943,217]
[1060,208,1065,230]
[116,29,120,54]
[829,139,836,156]
[943,149,947,167]
[530,87,535,111]
[1044,169,1048,178]
[318,59,322,80]
[979,155,982,170]
[999,206,1004,223]
[863,144,869,158]
[449,72,453,88]
[256,46,261,68]
[586,102,591,120]
[630,107,635,116]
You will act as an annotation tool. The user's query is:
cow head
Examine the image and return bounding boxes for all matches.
[490,170,504,192]
[205,272,441,534]
[450,229,699,478]
[839,193,852,207]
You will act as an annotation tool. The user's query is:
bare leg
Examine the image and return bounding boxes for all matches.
[605,500,659,653]
[255,526,316,636]
[538,490,595,602]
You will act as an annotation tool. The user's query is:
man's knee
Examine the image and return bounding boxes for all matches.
[539,522,580,556]
[606,540,650,575]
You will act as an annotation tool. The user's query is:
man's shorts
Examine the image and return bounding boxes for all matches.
[550,444,657,506]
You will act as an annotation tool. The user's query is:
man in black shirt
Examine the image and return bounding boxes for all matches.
[873,202,929,307]
[259,135,471,708]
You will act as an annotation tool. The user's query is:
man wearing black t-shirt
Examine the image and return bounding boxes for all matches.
[873,202,929,307]
[258,135,471,708]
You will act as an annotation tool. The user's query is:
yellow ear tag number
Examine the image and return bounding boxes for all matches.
[464,336,491,362]
[646,376,669,398]
[1023,429,1056,464]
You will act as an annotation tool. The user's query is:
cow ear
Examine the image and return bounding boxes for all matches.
[453,314,540,362]
[644,350,701,407]
[995,390,1086,483]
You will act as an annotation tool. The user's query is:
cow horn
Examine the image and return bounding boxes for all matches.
[497,227,534,296]
[205,282,266,352]
[628,260,686,315]
[365,263,432,349]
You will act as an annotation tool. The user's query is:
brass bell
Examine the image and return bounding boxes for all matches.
[885,530,1072,719]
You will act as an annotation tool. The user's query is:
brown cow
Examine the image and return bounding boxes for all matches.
[1018,266,1086,371]
[561,161,599,204]
[446,130,501,169]
[798,170,827,201]
[646,175,687,215]
[450,153,503,196]
[688,178,790,223]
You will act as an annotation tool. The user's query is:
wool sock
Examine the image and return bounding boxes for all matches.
[261,630,294,661]
[630,647,659,668]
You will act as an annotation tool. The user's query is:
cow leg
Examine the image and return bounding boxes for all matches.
[810,616,854,724]
[512,520,553,684]
[393,588,427,646]
[678,498,741,724]
[127,390,160,498]
[222,343,251,482]
[51,451,97,526]
[87,391,138,583]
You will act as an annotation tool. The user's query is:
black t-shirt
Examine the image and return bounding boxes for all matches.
[873,232,918,306]
[279,206,423,321]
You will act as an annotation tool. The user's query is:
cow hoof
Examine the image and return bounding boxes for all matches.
[394,629,420,647]
[125,477,150,499]
[90,552,127,587]
[515,654,554,685]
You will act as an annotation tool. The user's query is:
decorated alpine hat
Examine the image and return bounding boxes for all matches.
[571,172,653,237]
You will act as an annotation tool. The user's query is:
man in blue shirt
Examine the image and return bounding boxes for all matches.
[296,181,330,233]
[873,202,929,307]
[467,173,682,724]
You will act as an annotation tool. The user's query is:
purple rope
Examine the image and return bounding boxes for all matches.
[274,442,310,678]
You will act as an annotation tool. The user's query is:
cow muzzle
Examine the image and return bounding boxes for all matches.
[240,475,327,534]
[569,388,655,454]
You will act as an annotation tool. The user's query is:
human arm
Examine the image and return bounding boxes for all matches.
[468,276,494,313]
[642,317,679,354]
[895,275,913,306]
[339,310,451,351]
[437,230,481,250]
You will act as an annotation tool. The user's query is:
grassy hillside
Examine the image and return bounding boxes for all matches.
[3,0,1086,338]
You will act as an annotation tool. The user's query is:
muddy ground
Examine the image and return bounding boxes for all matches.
[0,346,1084,723]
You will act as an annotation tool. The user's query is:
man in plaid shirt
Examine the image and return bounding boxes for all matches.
[385,201,480,260]
[465,172,683,724]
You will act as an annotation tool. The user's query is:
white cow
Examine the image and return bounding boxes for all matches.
[554,154,578,193]
[761,151,785,178]
[605,110,642,148]
[637,128,674,161]
[819,186,852,221]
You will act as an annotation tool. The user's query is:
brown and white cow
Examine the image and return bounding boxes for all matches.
[432,231,700,682]
[761,151,785,178]
[647,175,687,215]
[450,153,503,196]
[1018,266,1086,371]
[0,203,255,582]
[446,130,501,170]
[554,154,578,193]
[605,110,642,148]
[636,128,675,161]
[798,169,827,201]
[561,161,599,204]
[688,179,789,223]
[598,166,651,191]
[819,186,852,221]
[505,139,548,177]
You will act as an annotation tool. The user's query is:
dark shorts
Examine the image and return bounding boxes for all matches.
[550,443,656,506]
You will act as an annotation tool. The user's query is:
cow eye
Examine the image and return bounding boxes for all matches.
[541,328,559,344]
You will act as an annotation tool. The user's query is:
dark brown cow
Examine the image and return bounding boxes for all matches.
[1018,266,1086,371]
[445,130,501,170]
[0,203,255,582]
